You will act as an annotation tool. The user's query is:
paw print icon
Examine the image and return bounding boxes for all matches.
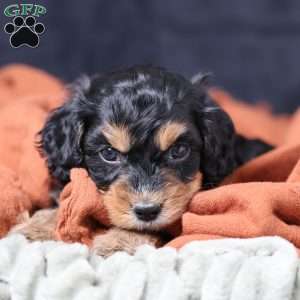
[4,16,45,48]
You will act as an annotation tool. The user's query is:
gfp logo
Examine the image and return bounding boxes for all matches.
[3,4,46,48]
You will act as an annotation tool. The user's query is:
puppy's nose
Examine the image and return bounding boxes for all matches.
[134,203,161,222]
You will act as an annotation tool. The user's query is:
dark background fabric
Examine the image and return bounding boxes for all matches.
[1,0,299,112]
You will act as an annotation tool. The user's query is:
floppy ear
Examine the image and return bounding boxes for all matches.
[196,97,238,188]
[39,76,92,184]
[193,83,273,188]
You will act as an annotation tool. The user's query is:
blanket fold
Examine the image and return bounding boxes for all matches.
[0,64,299,250]
[56,169,110,245]
[0,65,65,236]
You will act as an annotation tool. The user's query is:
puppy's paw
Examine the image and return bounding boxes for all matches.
[9,208,57,241]
[92,234,124,258]
[92,228,162,257]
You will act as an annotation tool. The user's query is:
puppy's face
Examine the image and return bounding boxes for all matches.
[41,66,237,231]
[83,104,203,230]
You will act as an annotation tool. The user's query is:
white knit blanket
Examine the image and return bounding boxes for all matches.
[0,234,299,300]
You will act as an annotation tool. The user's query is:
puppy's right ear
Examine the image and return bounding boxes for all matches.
[39,76,92,184]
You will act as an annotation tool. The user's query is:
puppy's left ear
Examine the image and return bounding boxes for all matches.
[192,81,272,187]
[194,96,237,187]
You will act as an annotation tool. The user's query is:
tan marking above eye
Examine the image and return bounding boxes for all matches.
[102,123,133,153]
[154,121,187,151]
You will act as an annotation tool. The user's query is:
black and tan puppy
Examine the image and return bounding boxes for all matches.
[11,66,271,256]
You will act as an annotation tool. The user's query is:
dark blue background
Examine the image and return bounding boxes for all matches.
[1,0,300,112]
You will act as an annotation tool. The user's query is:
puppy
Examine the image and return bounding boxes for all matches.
[11,66,272,256]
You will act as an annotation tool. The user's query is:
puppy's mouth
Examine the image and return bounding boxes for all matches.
[101,172,202,231]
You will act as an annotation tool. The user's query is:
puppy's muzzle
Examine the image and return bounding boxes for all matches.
[133,203,161,222]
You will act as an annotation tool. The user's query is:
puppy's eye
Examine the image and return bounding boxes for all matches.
[168,143,190,160]
[99,147,120,163]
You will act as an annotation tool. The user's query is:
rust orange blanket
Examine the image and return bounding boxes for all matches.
[0,64,299,249]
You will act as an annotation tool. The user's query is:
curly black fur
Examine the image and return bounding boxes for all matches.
[39,65,272,190]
